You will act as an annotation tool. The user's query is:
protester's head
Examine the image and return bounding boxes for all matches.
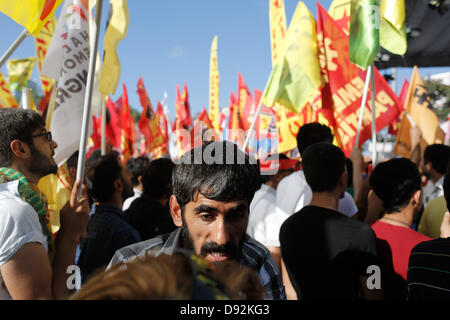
[444,162,450,212]
[0,108,57,177]
[170,141,260,263]
[85,153,134,204]
[296,122,333,156]
[70,251,265,300]
[302,142,347,198]
[370,158,422,214]
[260,154,295,189]
[422,144,450,177]
[142,158,174,201]
[126,156,150,187]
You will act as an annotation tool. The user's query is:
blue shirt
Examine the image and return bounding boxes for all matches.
[77,204,141,282]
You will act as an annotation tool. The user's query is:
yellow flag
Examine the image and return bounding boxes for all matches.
[269,0,287,66]
[394,66,444,157]
[262,1,322,114]
[34,14,57,96]
[99,0,129,95]
[38,163,72,235]
[276,107,302,154]
[209,35,220,131]
[380,0,407,55]
[7,57,36,91]
[0,0,63,36]
[0,71,18,108]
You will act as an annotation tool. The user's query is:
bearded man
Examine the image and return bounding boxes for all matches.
[107,141,286,300]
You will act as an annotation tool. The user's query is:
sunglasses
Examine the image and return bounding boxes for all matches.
[25,131,53,142]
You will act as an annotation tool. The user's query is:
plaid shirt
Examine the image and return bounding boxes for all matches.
[78,204,141,281]
[107,228,286,300]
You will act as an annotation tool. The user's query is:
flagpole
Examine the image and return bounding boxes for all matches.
[75,0,104,197]
[355,66,372,148]
[101,95,107,155]
[45,81,58,131]
[370,64,377,166]
[0,29,29,68]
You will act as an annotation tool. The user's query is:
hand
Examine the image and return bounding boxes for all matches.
[350,147,363,168]
[410,126,422,148]
[440,212,450,238]
[59,180,91,243]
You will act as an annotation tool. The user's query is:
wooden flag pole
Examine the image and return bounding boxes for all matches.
[0,29,29,68]
[355,66,372,148]
[75,0,104,197]
[101,95,107,155]
[370,64,377,166]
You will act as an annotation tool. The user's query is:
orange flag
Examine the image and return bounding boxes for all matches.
[393,66,445,157]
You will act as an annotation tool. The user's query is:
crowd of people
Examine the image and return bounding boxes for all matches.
[0,108,449,300]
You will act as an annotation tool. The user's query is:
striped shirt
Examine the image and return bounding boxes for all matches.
[107,228,286,300]
[407,238,450,299]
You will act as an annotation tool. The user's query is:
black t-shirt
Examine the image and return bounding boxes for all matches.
[125,196,177,241]
[279,205,379,300]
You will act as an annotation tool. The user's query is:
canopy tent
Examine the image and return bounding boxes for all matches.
[375,0,450,69]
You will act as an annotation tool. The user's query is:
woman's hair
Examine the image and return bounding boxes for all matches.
[70,251,265,300]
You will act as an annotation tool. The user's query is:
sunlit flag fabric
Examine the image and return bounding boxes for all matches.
[190,107,215,149]
[105,96,122,149]
[98,0,129,95]
[380,0,406,55]
[394,66,444,157]
[262,1,322,115]
[34,14,57,97]
[349,0,380,70]
[316,3,400,156]
[237,72,253,131]
[328,0,351,34]
[0,0,63,36]
[388,78,409,135]
[226,91,246,149]
[137,77,165,153]
[0,71,18,108]
[120,84,136,163]
[7,57,36,91]
[209,35,220,131]
[41,0,91,166]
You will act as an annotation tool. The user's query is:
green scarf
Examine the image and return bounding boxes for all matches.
[0,167,55,262]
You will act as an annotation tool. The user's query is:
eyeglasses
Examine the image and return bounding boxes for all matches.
[25,131,53,142]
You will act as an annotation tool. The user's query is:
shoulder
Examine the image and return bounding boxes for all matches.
[0,182,46,265]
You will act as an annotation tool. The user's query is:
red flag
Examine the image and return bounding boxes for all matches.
[121,84,135,162]
[105,96,122,149]
[237,72,253,131]
[137,79,165,153]
[227,91,246,148]
[388,78,409,135]
[190,107,215,148]
[156,101,169,144]
[91,115,101,149]
[175,83,193,128]
[316,3,401,156]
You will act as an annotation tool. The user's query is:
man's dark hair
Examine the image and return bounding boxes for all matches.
[85,153,122,202]
[302,142,346,193]
[423,144,450,174]
[172,141,261,210]
[143,158,174,199]
[126,156,150,186]
[444,161,450,212]
[0,108,45,166]
[370,158,422,214]
[67,151,79,169]
[296,122,333,156]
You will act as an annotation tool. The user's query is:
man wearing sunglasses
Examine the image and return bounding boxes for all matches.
[0,108,90,299]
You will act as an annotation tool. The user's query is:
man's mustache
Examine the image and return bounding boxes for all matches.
[200,241,239,258]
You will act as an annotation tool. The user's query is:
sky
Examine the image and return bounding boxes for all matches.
[0,0,450,122]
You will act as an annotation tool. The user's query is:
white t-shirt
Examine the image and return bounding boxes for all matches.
[122,188,143,211]
[423,176,444,208]
[276,171,357,217]
[0,180,47,300]
[247,184,289,247]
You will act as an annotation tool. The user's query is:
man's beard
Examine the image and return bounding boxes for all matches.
[121,176,134,200]
[29,145,57,177]
[180,212,244,263]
